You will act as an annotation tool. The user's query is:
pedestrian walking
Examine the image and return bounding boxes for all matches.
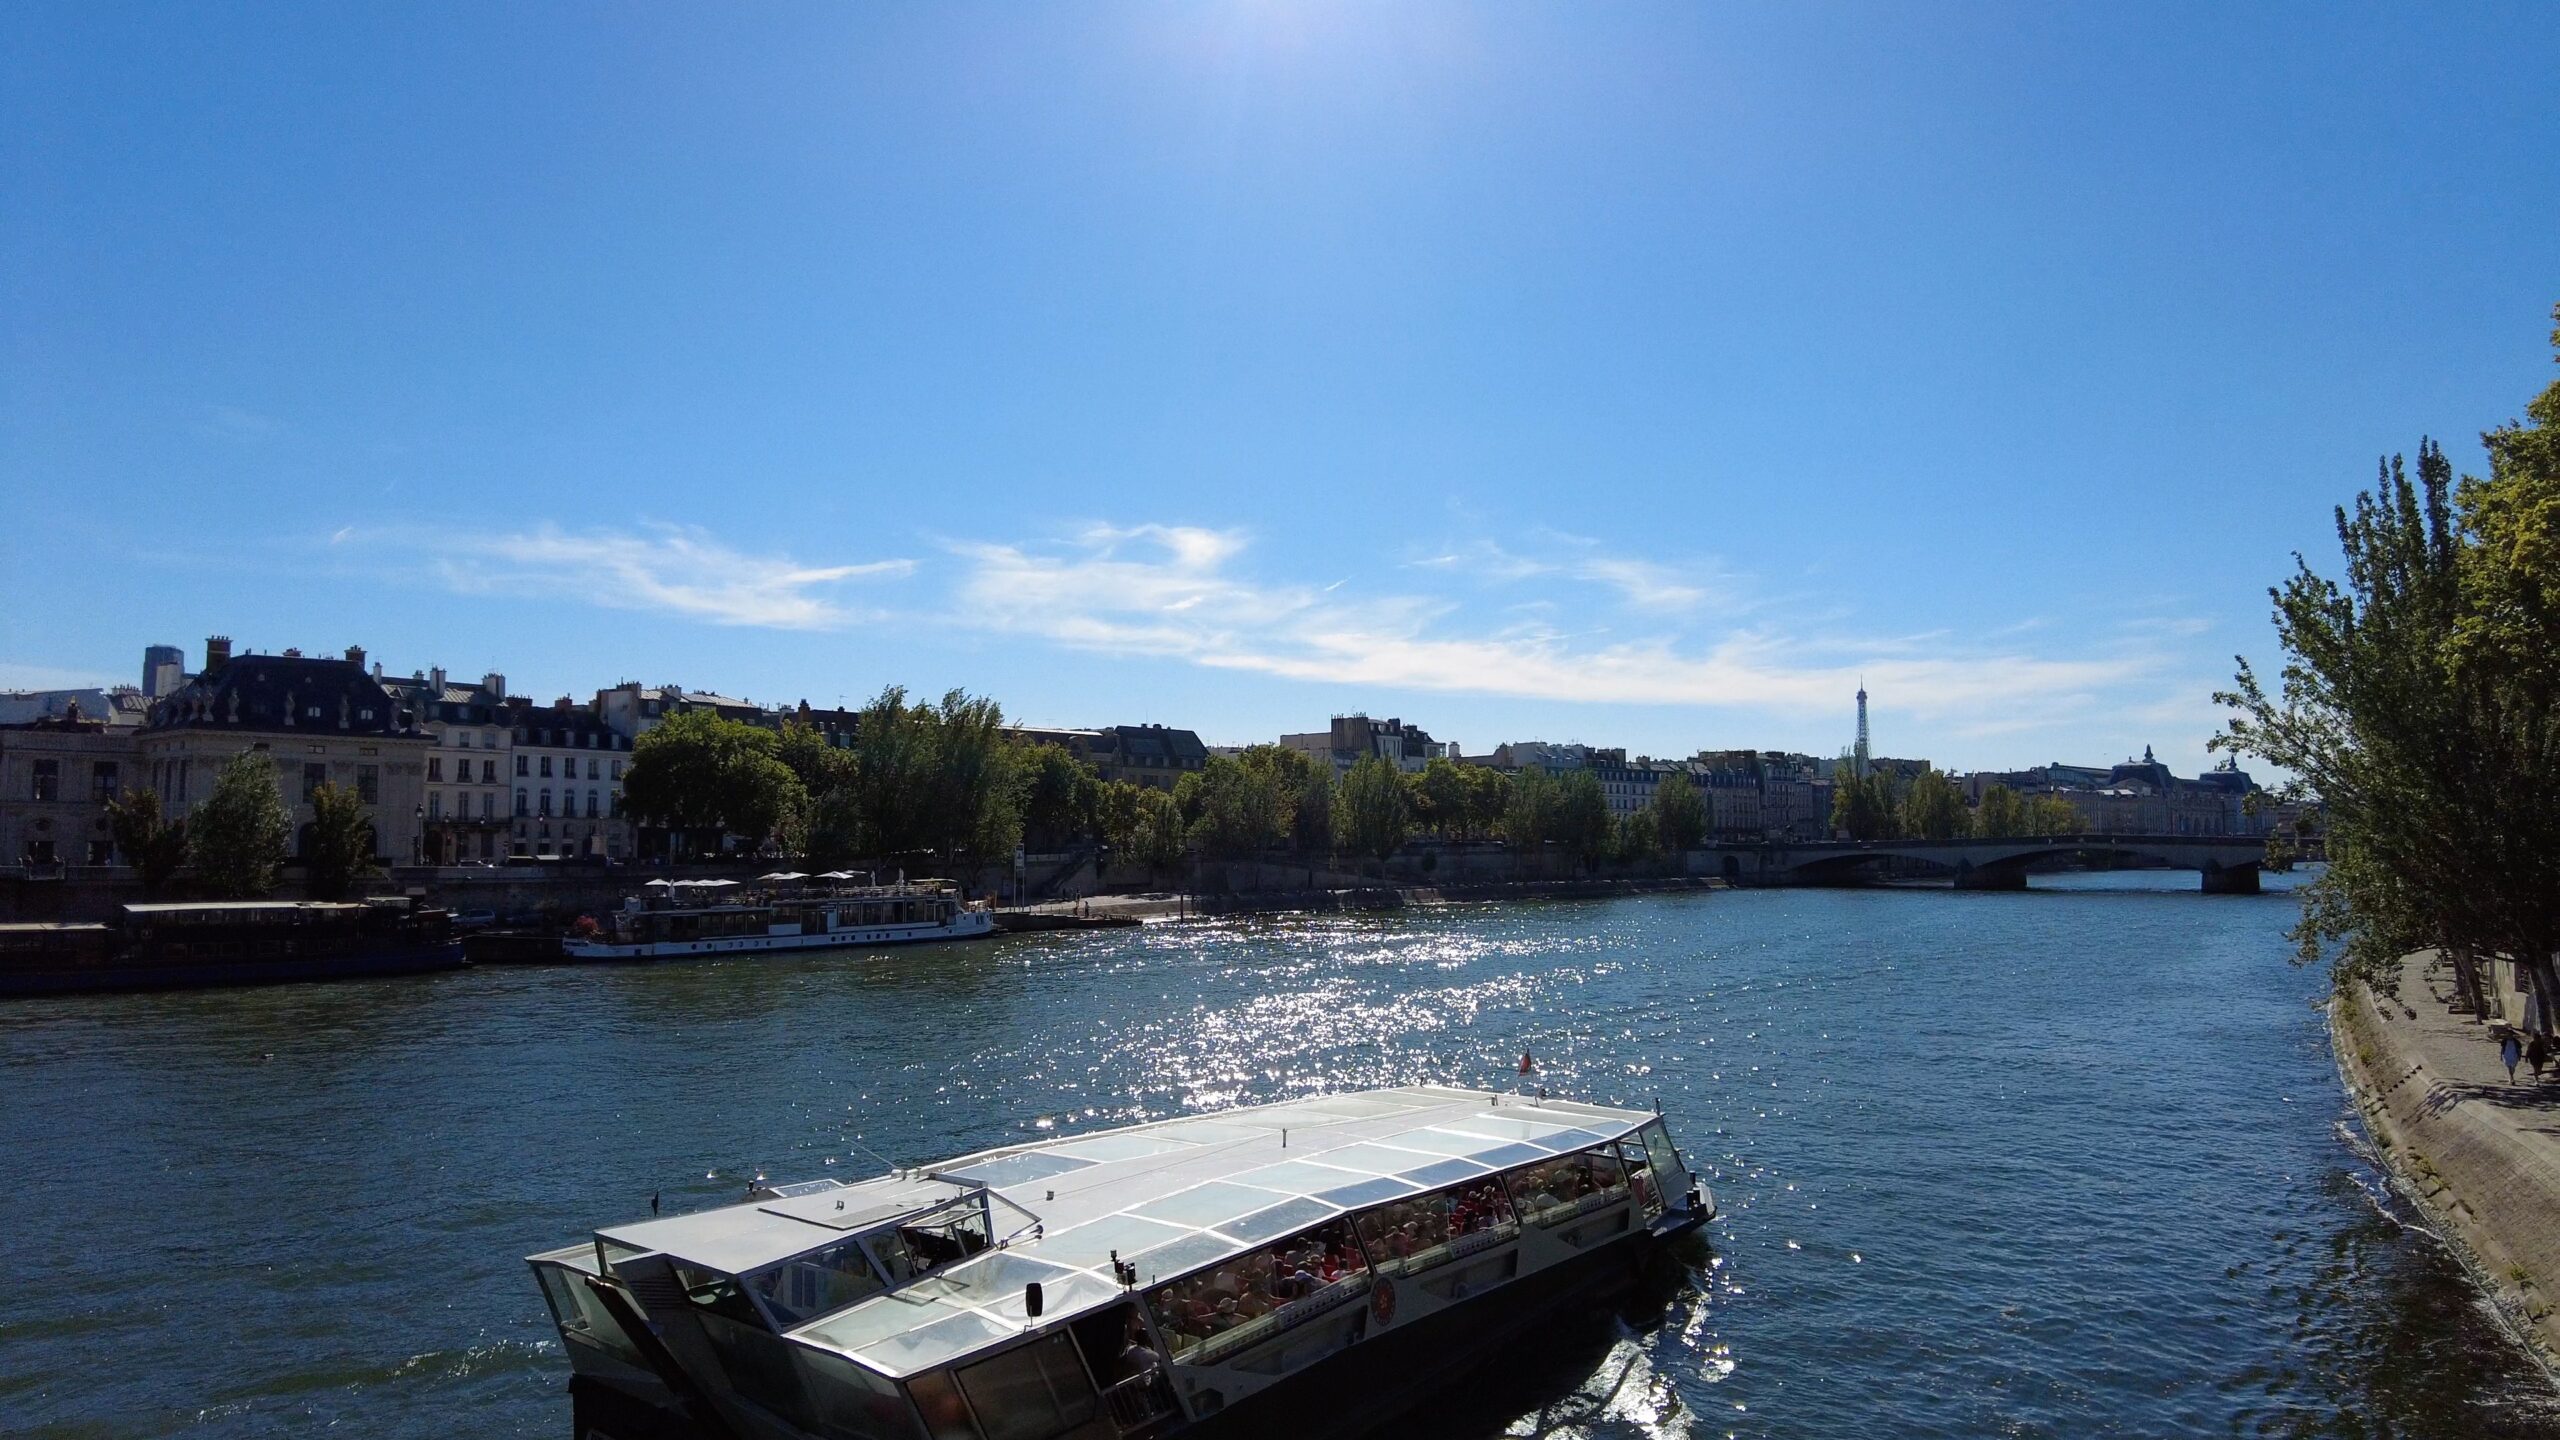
[2531,1035,2550,1085]
[2502,1031,2524,1084]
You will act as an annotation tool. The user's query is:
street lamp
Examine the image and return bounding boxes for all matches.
[413,804,425,867]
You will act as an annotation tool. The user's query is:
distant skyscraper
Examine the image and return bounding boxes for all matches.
[142,643,184,698]
[1854,681,1871,779]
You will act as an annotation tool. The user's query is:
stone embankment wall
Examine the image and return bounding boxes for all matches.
[2335,954,2560,1367]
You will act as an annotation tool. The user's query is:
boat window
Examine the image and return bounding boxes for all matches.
[672,1262,771,1330]
[1142,1216,1369,1363]
[1637,1121,1687,1209]
[1353,1177,1517,1278]
[871,1199,993,1282]
[751,1236,888,1328]
[954,1333,1099,1440]
[1503,1145,1632,1227]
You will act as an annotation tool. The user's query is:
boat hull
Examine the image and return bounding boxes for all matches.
[0,939,466,997]
[1175,1215,1705,1440]
[563,914,998,962]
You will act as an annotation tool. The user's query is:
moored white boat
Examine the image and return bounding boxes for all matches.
[527,1085,1713,1440]
[565,876,995,961]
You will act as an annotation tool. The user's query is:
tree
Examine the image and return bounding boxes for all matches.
[188,749,291,899]
[800,786,868,871]
[1616,807,1660,865]
[105,787,187,895]
[1465,765,1513,841]
[2025,794,2083,837]
[1502,768,1558,854]
[1901,767,1968,840]
[1418,757,1475,839]
[1553,770,1614,871]
[1130,786,1188,877]
[625,710,802,857]
[2220,309,2560,1012]
[1337,755,1412,867]
[1182,754,1287,859]
[1973,784,2028,838]
[775,717,855,797]
[303,782,380,901]
[1018,744,1101,851]
[1652,770,1709,853]
[1829,762,1895,841]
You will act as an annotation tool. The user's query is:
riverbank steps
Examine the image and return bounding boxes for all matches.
[2337,949,2560,1368]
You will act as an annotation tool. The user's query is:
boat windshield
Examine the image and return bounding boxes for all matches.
[1504,1145,1632,1226]
[749,1236,887,1328]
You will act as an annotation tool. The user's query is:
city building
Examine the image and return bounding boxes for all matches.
[506,697,633,859]
[1007,724,1208,791]
[1964,748,2268,836]
[141,637,433,864]
[0,695,147,871]
[595,682,770,740]
[1279,715,1449,776]
[381,668,515,865]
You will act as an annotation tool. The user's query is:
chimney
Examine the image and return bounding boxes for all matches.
[429,666,445,692]
[555,696,573,710]
[482,673,505,697]
[345,644,366,669]
[205,635,232,672]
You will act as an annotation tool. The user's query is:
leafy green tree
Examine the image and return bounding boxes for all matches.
[188,749,291,899]
[1553,770,1614,871]
[1465,765,1512,840]
[2221,310,2560,1008]
[850,686,938,856]
[1973,784,2028,838]
[2025,794,2083,837]
[1652,770,1709,853]
[105,787,188,895]
[302,781,380,901]
[1418,757,1475,839]
[1900,767,1969,840]
[625,709,803,858]
[1616,807,1660,865]
[1183,755,1277,858]
[1829,762,1896,841]
[1337,755,1412,867]
[775,717,855,797]
[800,786,868,871]
[1018,744,1101,850]
[1130,786,1189,877]
[1501,768,1557,853]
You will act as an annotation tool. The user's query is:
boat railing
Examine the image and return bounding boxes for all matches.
[1525,1186,1626,1228]
[1099,1367,1181,1432]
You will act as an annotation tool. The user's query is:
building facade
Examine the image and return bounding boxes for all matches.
[382,669,516,865]
[1279,715,1448,776]
[507,698,633,859]
[141,638,433,864]
[0,705,145,871]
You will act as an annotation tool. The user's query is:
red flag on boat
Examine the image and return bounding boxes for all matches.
[1519,1050,1535,1075]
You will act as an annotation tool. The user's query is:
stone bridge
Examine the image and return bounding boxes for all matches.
[1712,834,2274,893]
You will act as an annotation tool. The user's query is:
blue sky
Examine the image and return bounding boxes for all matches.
[5,4,2555,775]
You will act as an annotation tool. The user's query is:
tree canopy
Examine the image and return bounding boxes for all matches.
[302,781,380,901]
[1337,755,1412,864]
[2218,306,2560,1009]
[106,787,187,895]
[1652,770,1709,853]
[188,750,291,899]
[624,709,801,856]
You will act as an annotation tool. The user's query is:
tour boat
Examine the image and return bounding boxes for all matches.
[564,877,996,961]
[526,1084,1714,1440]
[0,898,463,997]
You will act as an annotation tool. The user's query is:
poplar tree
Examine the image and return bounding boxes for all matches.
[188,749,291,899]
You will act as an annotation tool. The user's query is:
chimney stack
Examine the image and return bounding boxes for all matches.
[205,635,232,672]
[345,644,366,669]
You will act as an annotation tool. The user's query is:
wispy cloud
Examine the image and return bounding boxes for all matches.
[344,523,914,630]
[950,523,2159,725]
[1409,531,1727,613]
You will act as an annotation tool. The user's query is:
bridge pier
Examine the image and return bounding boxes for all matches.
[1951,861,2028,891]
[2200,862,2262,895]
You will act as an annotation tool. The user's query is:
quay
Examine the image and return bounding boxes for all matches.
[2335,950,2560,1367]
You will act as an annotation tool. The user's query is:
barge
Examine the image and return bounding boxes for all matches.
[565,877,996,961]
[0,898,462,997]
[527,1085,1712,1440]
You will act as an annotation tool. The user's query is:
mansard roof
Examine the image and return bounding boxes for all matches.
[146,654,414,736]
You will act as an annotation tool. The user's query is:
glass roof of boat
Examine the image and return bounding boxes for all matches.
[765,1085,1658,1378]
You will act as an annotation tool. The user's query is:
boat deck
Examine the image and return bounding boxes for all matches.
[591,1084,1662,1379]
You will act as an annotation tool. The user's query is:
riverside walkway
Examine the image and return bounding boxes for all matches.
[2338,950,2560,1366]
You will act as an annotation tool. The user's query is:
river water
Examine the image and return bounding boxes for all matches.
[6,871,2556,1438]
